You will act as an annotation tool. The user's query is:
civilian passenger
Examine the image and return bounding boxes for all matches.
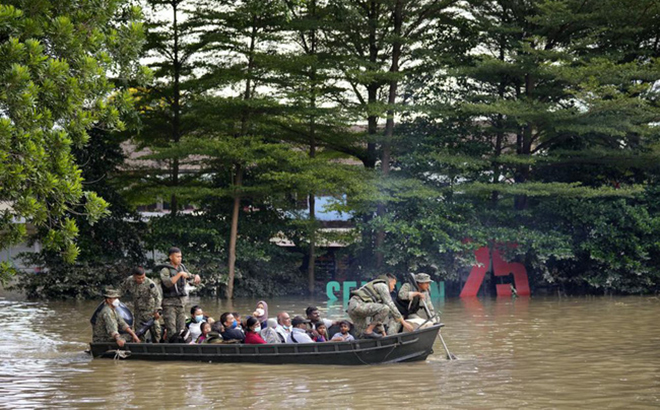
[276,312,292,343]
[188,306,206,342]
[314,322,328,342]
[331,321,355,342]
[260,318,281,344]
[195,322,212,344]
[220,312,245,342]
[231,312,243,330]
[286,316,314,344]
[253,300,269,329]
[245,316,266,344]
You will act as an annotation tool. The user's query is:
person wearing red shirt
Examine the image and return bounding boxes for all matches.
[244,316,266,344]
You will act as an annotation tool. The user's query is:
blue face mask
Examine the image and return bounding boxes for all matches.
[231,319,238,329]
[195,315,204,323]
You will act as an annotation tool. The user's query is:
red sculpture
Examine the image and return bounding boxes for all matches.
[460,244,530,297]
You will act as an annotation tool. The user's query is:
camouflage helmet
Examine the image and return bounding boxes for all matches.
[414,273,433,283]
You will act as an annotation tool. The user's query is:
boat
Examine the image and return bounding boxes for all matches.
[89,323,443,365]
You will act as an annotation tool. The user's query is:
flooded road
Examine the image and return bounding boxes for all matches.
[0,295,658,408]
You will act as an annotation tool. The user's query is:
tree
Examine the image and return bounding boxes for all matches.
[395,0,660,292]
[0,0,146,282]
[324,0,457,270]
[125,0,203,214]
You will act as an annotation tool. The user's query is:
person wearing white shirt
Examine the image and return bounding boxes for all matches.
[285,316,314,344]
[275,311,292,343]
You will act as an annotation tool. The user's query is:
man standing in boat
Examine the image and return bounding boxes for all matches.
[92,288,140,346]
[347,273,414,338]
[120,266,163,342]
[158,247,201,342]
[394,273,436,331]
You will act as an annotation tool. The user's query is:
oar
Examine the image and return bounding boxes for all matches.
[408,272,457,361]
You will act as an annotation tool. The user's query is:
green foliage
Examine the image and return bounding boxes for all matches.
[0,1,146,279]
[144,208,307,298]
[11,126,147,299]
[9,0,660,299]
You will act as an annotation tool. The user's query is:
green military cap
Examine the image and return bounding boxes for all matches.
[414,273,433,283]
[103,287,121,298]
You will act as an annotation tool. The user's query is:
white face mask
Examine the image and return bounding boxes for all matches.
[255,308,265,316]
[112,299,120,308]
[254,325,261,333]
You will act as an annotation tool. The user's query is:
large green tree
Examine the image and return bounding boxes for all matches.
[0,0,146,282]
[393,0,660,291]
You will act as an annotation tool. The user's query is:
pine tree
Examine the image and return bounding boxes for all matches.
[396,0,660,290]
[126,0,203,214]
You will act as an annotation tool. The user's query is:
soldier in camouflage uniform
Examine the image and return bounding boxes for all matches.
[347,273,414,338]
[120,267,162,342]
[92,288,140,346]
[396,273,435,319]
[158,247,200,342]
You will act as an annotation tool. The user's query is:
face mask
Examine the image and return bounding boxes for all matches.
[283,325,290,330]
[231,319,238,329]
[195,315,204,323]
[112,299,120,308]
[254,325,261,333]
[255,308,265,316]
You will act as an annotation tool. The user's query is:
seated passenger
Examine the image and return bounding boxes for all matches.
[260,318,281,344]
[286,316,314,344]
[220,312,245,342]
[275,312,292,343]
[195,322,212,344]
[205,321,225,344]
[231,312,243,330]
[331,321,355,342]
[306,306,334,330]
[252,300,268,329]
[314,322,328,342]
[245,316,266,344]
[188,306,207,342]
[306,306,336,340]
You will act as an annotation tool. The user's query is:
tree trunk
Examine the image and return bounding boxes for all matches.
[307,193,316,295]
[514,73,534,210]
[226,21,257,299]
[375,0,403,268]
[306,1,320,295]
[226,164,243,300]
[170,0,181,216]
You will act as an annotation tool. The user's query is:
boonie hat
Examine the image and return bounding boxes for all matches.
[414,273,433,283]
[103,287,121,298]
[291,316,310,327]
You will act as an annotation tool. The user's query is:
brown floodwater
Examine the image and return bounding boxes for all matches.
[0,294,658,409]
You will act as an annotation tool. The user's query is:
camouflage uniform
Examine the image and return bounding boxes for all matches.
[347,277,402,336]
[159,264,190,341]
[397,282,435,319]
[120,275,162,342]
[92,304,130,343]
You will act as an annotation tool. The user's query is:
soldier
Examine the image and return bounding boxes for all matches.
[92,288,140,346]
[120,266,162,342]
[347,273,414,338]
[158,247,200,342]
[395,273,436,329]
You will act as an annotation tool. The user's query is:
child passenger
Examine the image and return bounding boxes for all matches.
[195,322,212,343]
[331,321,355,342]
[314,322,328,342]
[245,316,266,344]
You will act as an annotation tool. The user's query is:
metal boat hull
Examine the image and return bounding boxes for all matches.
[90,324,441,365]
